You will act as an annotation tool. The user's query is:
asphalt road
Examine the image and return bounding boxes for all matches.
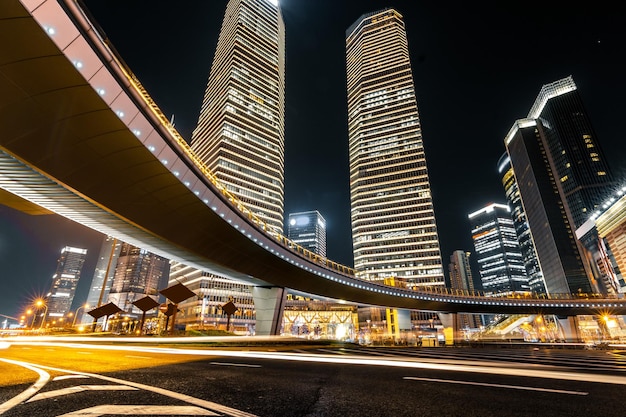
[1,341,625,416]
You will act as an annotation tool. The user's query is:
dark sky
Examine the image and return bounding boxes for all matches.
[2,1,625,319]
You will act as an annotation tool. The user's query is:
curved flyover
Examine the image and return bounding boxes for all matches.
[1,0,625,317]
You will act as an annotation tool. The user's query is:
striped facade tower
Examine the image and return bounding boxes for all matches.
[190,0,285,233]
[346,9,445,289]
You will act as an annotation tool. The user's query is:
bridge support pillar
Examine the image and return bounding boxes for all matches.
[252,286,286,336]
[438,313,457,345]
[557,316,581,342]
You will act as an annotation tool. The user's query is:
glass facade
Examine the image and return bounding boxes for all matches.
[346,9,444,288]
[448,250,481,329]
[82,235,121,323]
[506,122,592,294]
[107,242,170,317]
[190,0,285,233]
[287,210,327,257]
[504,77,615,295]
[46,246,88,319]
[528,76,617,229]
[468,203,530,296]
[498,153,546,294]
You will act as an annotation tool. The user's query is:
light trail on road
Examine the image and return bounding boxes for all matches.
[5,340,626,387]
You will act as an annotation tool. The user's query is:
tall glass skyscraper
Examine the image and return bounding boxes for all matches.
[524,76,617,230]
[346,9,444,288]
[504,76,616,294]
[498,153,546,294]
[287,210,327,257]
[46,246,88,319]
[190,0,285,233]
[468,203,530,296]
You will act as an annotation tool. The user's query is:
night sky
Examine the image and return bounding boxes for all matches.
[1,0,625,320]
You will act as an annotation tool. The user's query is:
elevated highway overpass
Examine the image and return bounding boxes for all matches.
[1,0,625,335]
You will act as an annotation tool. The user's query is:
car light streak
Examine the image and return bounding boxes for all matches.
[209,362,262,368]
[7,340,626,387]
[403,377,589,395]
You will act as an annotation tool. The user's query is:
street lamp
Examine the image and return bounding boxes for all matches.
[35,299,48,330]
[25,309,35,328]
[72,303,89,327]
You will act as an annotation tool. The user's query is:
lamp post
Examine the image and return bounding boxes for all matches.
[26,309,35,328]
[72,303,89,328]
[36,299,48,330]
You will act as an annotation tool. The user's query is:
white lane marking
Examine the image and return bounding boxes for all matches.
[13,360,259,417]
[0,358,50,414]
[54,375,90,381]
[403,376,589,395]
[27,385,138,402]
[209,362,261,368]
[58,405,219,416]
[124,355,152,359]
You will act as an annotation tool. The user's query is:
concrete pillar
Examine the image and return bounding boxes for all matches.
[557,316,581,342]
[252,286,286,336]
[438,312,457,345]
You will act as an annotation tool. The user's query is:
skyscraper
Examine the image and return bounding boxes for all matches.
[82,235,121,323]
[523,76,617,230]
[190,0,285,232]
[107,243,170,317]
[178,0,285,334]
[346,9,444,288]
[468,203,530,296]
[287,210,327,257]
[46,246,88,320]
[498,153,546,294]
[504,76,616,294]
[448,250,481,330]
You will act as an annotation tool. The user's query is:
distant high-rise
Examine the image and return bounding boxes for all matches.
[287,210,326,257]
[448,250,476,294]
[190,0,285,232]
[82,236,121,323]
[468,203,530,296]
[504,76,616,294]
[346,9,444,287]
[448,250,480,329]
[46,246,88,319]
[498,153,546,294]
[107,243,169,316]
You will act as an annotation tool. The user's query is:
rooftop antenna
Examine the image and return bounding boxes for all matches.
[170,114,175,127]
